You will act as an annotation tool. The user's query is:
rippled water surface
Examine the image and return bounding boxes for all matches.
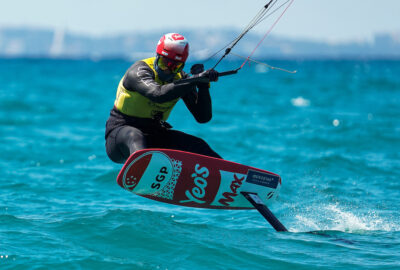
[1,59,399,269]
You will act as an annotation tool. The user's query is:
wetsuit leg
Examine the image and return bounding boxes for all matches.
[106,126,147,164]
[154,129,222,159]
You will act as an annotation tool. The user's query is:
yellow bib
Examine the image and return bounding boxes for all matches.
[114,57,182,120]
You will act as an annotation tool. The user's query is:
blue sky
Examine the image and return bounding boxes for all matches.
[1,0,399,42]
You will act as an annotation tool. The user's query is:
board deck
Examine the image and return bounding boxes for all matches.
[117,149,281,209]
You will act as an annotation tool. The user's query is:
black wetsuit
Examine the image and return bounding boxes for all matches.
[105,60,221,164]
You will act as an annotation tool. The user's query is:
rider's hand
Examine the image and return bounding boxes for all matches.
[206,69,219,82]
[198,69,219,82]
[190,64,204,75]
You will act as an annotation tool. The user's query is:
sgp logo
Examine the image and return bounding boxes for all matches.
[151,167,169,190]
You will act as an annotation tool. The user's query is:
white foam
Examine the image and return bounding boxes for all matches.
[293,203,399,233]
[255,64,268,73]
[293,215,320,232]
[326,204,369,232]
[332,119,340,127]
[291,96,310,107]
[325,204,398,232]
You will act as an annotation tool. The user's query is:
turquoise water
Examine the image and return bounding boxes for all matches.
[1,58,399,269]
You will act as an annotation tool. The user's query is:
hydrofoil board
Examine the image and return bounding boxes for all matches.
[117,149,282,210]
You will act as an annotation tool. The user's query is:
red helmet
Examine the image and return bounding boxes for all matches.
[156,33,189,62]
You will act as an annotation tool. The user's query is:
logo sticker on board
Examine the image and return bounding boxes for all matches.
[122,151,181,198]
[179,164,210,204]
[210,171,247,207]
[245,170,280,189]
[122,153,152,191]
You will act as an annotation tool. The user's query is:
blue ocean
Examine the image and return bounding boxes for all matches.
[1,58,399,269]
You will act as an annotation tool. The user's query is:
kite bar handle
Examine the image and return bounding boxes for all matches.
[174,68,239,85]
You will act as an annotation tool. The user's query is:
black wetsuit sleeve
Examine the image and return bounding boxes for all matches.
[182,84,212,123]
[122,61,195,103]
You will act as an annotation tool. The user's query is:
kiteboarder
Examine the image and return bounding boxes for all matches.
[105,33,221,164]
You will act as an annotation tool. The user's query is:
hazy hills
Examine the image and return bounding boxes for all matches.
[0,27,399,60]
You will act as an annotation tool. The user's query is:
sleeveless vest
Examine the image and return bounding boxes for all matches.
[114,57,182,120]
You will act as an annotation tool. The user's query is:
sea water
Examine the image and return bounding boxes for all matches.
[0,58,399,269]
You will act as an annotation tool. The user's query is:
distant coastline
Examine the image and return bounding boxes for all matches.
[0,27,399,60]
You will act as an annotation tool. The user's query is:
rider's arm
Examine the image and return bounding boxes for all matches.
[123,61,195,103]
[182,83,212,123]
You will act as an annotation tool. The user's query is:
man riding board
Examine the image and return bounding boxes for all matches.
[105,33,221,163]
